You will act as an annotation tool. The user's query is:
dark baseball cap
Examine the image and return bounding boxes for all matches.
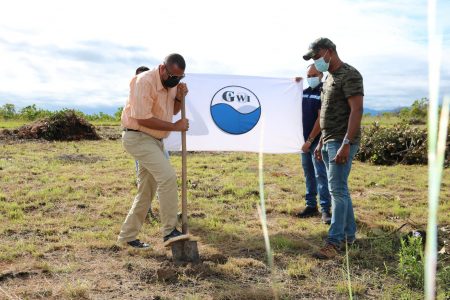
[303,37,336,60]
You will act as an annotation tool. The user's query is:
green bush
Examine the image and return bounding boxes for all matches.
[19,104,53,120]
[399,98,428,125]
[357,121,450,166]
[356,123,431,165]
[0,103,17,119]
[83,111,116,122]
[114,107,123,121]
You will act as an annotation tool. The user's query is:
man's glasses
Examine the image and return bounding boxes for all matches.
[164,64,185,80]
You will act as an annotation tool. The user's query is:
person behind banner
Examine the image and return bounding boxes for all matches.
[302,37,364,259]
[118,53,190,249]
[295,64,331,224]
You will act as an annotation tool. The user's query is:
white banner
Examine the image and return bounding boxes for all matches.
[165,73,303,153]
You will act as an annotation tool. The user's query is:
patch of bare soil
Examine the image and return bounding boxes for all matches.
[95,126,122,140]
[57,154,105,163]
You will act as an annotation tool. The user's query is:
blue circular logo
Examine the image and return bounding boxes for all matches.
[210,86,261,135]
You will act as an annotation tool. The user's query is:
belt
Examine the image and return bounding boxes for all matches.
[123,128,139,132]
[123,128,163,141]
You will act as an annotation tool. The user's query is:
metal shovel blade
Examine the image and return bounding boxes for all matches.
[171,240,200,263]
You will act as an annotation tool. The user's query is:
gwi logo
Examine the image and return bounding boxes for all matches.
[210,86,261,135]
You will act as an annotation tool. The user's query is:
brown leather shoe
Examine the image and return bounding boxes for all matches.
[313,243,339,259]
[296,206,319,218]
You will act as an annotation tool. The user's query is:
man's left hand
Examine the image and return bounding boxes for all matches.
[301,142,311,153]
[334,144,350,164]
[176,83,188,100]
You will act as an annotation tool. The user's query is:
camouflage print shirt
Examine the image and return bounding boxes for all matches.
[320,63,364,144]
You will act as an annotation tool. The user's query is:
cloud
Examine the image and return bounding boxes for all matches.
[0,0,449,111]
[0,34,161,108]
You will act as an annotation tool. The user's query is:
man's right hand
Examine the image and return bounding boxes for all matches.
[173,119,189,131]
[314,143,323,161]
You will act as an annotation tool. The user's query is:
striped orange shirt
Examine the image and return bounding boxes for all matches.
[121,68,177,139]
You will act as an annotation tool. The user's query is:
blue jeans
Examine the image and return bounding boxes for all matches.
[300,140,331,212]
[321,141,359,246]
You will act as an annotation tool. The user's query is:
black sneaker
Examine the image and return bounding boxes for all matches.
[321,211,332,224]
[127,239,151,249]
[163,229,190,247]
[296,206,319,218]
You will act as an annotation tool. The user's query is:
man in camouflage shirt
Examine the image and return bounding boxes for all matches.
[303,37,364,259]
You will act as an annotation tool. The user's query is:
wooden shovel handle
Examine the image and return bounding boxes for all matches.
[181,99,188,234]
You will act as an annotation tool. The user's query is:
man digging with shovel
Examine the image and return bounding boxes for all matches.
[118,53,190,249]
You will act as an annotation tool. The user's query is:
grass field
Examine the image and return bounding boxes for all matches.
[361,115,403,126]
[0,125,449,299]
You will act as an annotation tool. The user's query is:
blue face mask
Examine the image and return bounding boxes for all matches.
[314,50,330,72]
[307,77,321,89]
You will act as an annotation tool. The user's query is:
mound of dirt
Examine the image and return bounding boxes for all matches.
[0,110,100,141]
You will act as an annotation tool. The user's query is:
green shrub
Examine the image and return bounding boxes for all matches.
[83,111,116,122]
[114,106,123,121]
[19,104,53,120]
[357,121,450,166]
[399,98,428,125]
[356,123,432,165]
[0,103,17,119]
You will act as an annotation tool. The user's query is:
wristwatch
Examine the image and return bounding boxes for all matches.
[343,138,351,145]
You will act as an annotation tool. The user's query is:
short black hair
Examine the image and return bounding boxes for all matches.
[135,66,150,75]
[164,53,186,70]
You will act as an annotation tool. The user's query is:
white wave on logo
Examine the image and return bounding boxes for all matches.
[236,105,259,114]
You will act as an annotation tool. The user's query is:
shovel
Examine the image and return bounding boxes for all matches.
[170,97,200,264]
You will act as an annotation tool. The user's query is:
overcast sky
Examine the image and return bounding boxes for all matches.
[0,0,449,112]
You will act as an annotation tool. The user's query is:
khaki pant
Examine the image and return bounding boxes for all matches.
[117,131,178,243]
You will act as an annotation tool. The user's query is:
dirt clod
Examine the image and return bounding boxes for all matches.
[156,267,178,283]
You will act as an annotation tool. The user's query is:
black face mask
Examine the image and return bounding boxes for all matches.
[163,76,181,88]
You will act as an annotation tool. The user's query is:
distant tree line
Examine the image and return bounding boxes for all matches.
[0,103,123,122]
[2,98,431,124]
[363,97,429,125]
